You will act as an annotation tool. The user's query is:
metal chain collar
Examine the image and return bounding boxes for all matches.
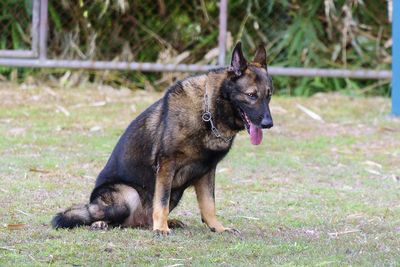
[202,83,233,143]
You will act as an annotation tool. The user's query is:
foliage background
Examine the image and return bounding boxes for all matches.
[0,0,392,96]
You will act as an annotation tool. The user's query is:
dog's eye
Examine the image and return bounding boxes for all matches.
[246,92,258,99]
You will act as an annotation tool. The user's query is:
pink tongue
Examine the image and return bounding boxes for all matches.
[249,123,263,145]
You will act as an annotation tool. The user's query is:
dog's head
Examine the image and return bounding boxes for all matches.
[222,42,274,145]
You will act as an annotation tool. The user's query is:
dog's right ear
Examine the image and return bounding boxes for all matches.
[253,43,267,67]
[229,42,247,76]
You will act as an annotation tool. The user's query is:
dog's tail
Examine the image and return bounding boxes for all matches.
[51,203,102,229]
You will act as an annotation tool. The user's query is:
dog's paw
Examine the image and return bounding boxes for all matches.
[167,219,186,229]
[153,228,171,236]
[223,227,242,237]
[90,221,108,230]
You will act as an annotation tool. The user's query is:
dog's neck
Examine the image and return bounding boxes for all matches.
[201,71,243,140]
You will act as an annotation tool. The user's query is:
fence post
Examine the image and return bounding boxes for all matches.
[39,0,48,61]
[218,0,228,66]
[393,0,400,116]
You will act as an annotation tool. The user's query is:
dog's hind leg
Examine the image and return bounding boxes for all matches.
[52,184,148,229]
[167,219,186,229]
[90,184,150,229]
[116,184,151,228]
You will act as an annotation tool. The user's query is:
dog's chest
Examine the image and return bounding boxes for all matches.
[202,132,234,151]
[172,148,229,188]
[172,162,208,188]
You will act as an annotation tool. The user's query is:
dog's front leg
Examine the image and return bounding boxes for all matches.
[194,168,240,235]
[152,160,174,235]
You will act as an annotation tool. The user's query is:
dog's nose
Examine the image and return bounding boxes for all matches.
[261,117,273,129]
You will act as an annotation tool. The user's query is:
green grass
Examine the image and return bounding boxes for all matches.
[1,83,400,266]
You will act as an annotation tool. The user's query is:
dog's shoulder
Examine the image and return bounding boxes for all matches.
[165,74,205,102]
[164,68,228,101]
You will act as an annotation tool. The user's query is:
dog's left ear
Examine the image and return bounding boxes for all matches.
[253,44,267,67]
[230,42,247,76]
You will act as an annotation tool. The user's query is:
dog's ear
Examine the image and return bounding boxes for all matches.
[229,42,247,76]
[253,43,267,67]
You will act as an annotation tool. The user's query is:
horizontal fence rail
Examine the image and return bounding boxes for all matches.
[0,0,392,81]
[267,67,392,79]
[0,58,392,79]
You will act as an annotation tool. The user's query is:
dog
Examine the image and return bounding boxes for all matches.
[51,42,274,235]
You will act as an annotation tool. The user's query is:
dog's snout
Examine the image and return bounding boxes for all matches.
[261,117,273,129]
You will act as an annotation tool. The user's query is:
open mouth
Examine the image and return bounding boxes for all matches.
[238,109,263,146]
[239,108,250,133]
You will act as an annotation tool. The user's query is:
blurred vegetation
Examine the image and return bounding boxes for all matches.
[0,0,392,96]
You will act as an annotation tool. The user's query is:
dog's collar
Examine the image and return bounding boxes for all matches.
[202,81,233,143]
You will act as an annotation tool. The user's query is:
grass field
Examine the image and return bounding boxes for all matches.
[1,82,400,266]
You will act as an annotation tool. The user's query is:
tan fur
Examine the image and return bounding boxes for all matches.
[194,169,226,232]
[152,160,175,234]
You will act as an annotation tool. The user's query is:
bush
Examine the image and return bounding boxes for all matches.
[0,0,392,95]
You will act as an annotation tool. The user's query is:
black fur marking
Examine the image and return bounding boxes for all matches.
[104,204,130,224]
[160,188,171,207]
[169,189,184,211]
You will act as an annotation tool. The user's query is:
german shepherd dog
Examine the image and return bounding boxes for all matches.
[52,42,273,235]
